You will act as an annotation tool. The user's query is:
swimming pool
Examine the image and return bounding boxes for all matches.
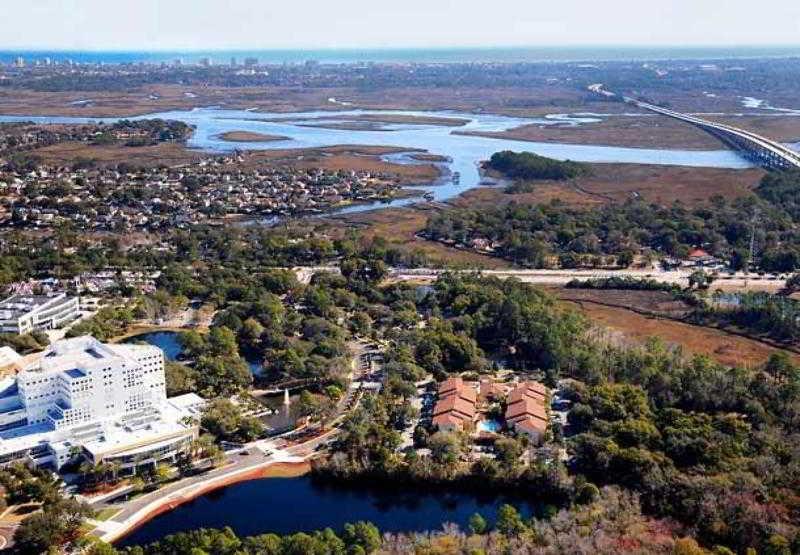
[477,419,502,433]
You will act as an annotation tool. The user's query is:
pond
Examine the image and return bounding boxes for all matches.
[477,419,503,433]
[123,331,184,360]
[116,475,539,547]
[123,330,263,374]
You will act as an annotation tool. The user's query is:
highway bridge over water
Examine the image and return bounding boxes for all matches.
[589,84,800,171]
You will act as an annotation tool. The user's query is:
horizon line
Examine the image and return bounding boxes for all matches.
[2,43,800,53]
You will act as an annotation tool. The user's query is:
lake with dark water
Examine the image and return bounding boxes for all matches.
[116,474,539,547]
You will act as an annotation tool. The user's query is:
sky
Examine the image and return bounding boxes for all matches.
[2,0,799,51]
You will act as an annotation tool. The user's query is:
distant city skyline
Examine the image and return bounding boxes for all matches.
[1,0,799,51]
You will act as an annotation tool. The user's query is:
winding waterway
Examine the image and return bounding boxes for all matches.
[1,107,755,214]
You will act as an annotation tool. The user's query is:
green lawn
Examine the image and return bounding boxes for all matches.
[94,507,121,521]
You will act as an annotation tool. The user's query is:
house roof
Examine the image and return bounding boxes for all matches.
[688,248,712,259]
[441,385,477,404]
[513,416,548,435]
[433,395,475,420]
[505,397,548,421]
[507,382,547,405]
[438,377,463,396]
[433,413,469,429]
[479,379,510,400]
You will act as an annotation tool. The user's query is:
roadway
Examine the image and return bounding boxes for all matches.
[290,265,788,291]
[87,439,307,543]
[588,83,800,170]
[393,267,786,290]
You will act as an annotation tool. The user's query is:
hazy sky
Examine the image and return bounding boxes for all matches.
[2,0,800,50]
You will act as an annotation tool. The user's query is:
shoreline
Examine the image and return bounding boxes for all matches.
[103,460,310,545]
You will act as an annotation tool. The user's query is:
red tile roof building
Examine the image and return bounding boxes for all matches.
[504,381,549,444]
[433,378,478,432]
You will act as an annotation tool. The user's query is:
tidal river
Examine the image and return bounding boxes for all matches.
[0,107,752,215]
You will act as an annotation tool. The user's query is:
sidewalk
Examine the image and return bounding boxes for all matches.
[94,443,303,543]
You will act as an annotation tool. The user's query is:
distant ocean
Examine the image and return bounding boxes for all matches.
[1,46,800,65]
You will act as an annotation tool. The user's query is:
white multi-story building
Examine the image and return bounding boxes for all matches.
[0,347,21,373]
[0,292,81,335]
[0,336,203,472]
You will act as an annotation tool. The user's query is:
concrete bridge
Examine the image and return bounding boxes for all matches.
[588,84,800,171]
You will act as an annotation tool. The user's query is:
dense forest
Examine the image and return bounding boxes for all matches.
[694,290,800,343]
[0,222,429,291]
[425,169,800,271]
[485,151,589,181]
[112,490,700,555]
[302,274,800,554]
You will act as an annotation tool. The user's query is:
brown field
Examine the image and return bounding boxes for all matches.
[452,181,603,209]
[0,84,599,118]
[410,153,450,162]
[333,206,511,269]
[297,121,390,132]
[328,162,763,266]
[557,288,693,318]
[554,287,800,367]
[451,163,763,209]
[290,114,469,129]
[455,115,723,150]
[709,114,800,143]
[216,131,289,142]
[456,111,800,151]
[570,163,764,204]
[324,114,469,127]
[34,141,205,167]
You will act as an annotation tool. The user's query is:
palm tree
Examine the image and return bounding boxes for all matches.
[108,461,122,484]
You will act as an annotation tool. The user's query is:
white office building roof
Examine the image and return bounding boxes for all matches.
[0,336,203,470]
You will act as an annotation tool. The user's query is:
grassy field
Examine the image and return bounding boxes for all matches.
[94,508,122,522]
[456,115,723,150]
[334,205,511,269]
[554,287,800,367]
[452,163,764,208]
[34,141,205,167]
[216,131,290,142]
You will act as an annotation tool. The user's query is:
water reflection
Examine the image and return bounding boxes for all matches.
[116,475,539,547]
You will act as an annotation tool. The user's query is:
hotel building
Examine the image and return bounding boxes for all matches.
[0,336,203,472]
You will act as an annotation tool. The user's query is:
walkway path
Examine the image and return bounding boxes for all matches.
[91,441,304,543]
